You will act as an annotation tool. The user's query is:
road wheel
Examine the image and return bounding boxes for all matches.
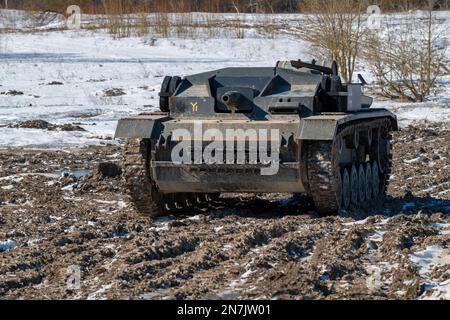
[372,161,381,201]
[350,165,359,206]
[365,163,373,201]
[358,164,366,204]
[342,168,351,210]
[337,169,343,209]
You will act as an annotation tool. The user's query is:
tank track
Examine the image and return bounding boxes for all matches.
[307,142,340,213]
[306,118,394,215]
[122,139,164,216]
[122,139,219,216]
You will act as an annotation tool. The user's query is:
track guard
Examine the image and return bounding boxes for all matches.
[115,113,169,139]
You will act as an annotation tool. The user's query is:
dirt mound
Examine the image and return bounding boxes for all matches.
[9,120,86,132]
[1,90,24,96]
[14,120,51,129]
[104,88,126,97]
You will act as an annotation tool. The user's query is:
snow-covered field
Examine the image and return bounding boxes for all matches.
[0,31,313,147]
[0,10,449,148]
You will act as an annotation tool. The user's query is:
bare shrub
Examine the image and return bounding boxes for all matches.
[203,13,220,38]
[102,0,133,38]
[363,2,448,102]
[135,12,150,38]
[153,12,170,38]
[135,2,150,38]
[174,13,195,38]
[259,14,278,39]
[234,15,246,39]
[299,0,364,82]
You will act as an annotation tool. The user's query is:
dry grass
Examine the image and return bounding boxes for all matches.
[152,12,170,38]
[135,11,150,38]
[233,16,246,39]
[5,0,450,13]
[101,0,133,38]
[174,13,196,38]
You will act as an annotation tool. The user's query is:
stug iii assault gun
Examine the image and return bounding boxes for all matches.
[115,59,397,215]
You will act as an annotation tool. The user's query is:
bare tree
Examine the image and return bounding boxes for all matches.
[363,0,448,101]
[299,0,364,83]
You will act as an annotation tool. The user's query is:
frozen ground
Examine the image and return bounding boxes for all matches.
[0,10,449,148]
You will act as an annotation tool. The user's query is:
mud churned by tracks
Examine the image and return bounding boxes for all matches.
[0,124,449,300]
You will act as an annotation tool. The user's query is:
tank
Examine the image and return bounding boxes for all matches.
[115,59,398,215]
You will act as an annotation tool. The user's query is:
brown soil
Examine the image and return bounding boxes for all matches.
[0,123,448,300]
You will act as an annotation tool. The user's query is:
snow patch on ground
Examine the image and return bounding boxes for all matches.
[0,240,17,252]
[409,245,450,300]
[420,280,450,300]
[367,230,387,242]
[431,222,450,235]
[87,283,114,300]
[343,217,369,226]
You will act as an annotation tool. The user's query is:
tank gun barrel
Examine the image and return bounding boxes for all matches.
[221,91,245,111]
[289,60,338,76]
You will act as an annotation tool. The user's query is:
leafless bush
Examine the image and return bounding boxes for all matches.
[135,10,150,37]
[259,15,278,39]
[299,0,364,82]
[102,0,133,38]
[233,15,246,39]
[203,14,220,38]
[363,3,448,102]
[152,12,170,38]
[174,13,196,38]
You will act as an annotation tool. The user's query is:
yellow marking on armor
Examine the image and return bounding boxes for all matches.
[191,102,199,112]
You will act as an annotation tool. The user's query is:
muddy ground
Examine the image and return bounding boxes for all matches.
[0,123,449,300]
